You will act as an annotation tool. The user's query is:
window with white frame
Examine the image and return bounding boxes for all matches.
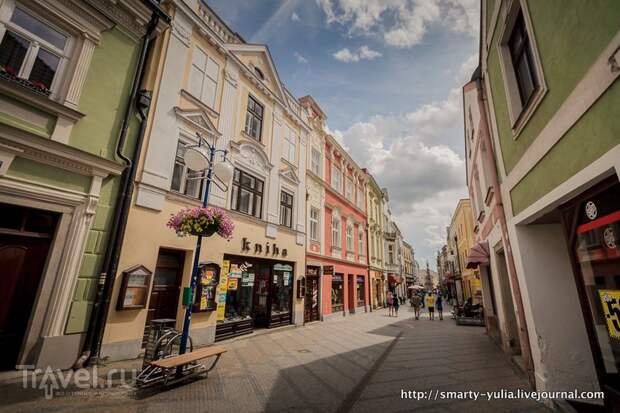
[279,190,293,227]
[188,46,219,108]
[331,164,341,191]
[309,207,319,241]
[311,148,321,176]
[346,224,353,251]
[282,126,297,164]
[0,4,70,94]
[331,216,340,249]
[171,141,203,199]
[498,3,545,133]
[345,177,353,201]
[357,187,365,209]
[388,244,394,264]
[358,228,364,255]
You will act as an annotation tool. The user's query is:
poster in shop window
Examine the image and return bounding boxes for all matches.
[228,278,238,291]
[598,289,620,339]
[216,260,230,321]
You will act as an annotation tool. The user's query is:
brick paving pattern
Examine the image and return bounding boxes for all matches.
[0,306,550,412]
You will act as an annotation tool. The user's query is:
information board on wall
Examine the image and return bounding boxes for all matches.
[216,260,230,321]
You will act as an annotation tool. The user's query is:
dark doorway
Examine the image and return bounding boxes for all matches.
[0,203,58,370]
[252,264,271,329]
[142,249,184,346]
[304,269,320,323]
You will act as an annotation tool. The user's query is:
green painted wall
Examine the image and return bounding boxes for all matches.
[64,27,140,335]
[0,96,56,138]
[486,0,620,215]
[69,28,140,160]
[510,80,620,215]
[6,157,91,193]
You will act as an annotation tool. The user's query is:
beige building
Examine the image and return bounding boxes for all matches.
[449,199,480,303]
[101,0,310,360]
[365,171,386,309]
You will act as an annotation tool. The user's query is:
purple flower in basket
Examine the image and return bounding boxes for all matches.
[167,206,234,239]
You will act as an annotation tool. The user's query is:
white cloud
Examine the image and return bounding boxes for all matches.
[294,51,308,64]
[333,45,382,62]
[316,0,479,48]
[328,82,468,269]
[456,53,478,84]
[291,11,300,21]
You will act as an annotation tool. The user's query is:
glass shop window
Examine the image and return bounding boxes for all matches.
[271,263,293,316]
[332,274,344,312]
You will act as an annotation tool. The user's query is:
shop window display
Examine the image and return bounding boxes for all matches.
[222,261,255,323]
[272,264,293,317]
[332,274,344,312]
[356,276,365,307]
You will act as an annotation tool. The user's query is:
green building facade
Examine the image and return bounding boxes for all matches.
[0,0,162,370]
[481,0,620,409]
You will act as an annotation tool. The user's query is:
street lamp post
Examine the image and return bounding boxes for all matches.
[178,133,233,356]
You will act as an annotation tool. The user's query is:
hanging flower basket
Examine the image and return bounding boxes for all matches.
[167,207,234,239]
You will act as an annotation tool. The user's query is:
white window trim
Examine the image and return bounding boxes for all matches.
[331,164,341,192]
[309,207,320,241]
[496,0,547,139]
[346,223,354,251]
[311,147,321,176]
[170,133,204,199]
[0,0,75,101]
[331,216,341,250]
[358,227,364,256]
[345,177,353,201]
[279,186,294,228]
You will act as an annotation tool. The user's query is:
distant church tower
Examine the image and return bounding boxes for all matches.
[424,261,433,291]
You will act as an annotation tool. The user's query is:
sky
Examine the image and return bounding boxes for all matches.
[208,0,480,269]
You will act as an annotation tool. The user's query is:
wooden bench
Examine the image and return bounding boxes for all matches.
[147,345,227,385]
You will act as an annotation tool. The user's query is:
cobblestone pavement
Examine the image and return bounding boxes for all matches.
[0,306,550,413]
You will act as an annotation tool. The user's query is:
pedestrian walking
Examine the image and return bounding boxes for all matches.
[411,294,421,320]
[425,292,435,320]
[393,295,400,317]
[436,293,444,321]
[387,292,394,317]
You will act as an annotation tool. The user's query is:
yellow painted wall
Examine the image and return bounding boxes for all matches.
[103,196,305,345]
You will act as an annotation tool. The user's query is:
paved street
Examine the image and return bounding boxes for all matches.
[0,306,549,413]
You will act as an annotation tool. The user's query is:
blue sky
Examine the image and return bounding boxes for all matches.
[208,0,479,269]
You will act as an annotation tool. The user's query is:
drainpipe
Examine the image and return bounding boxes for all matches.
[74,4,170,369]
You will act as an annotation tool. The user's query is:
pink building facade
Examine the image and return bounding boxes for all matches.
[463,68,534,383]
[307,135,370,319]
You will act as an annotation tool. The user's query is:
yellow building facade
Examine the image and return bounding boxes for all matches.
[365,172,386,309]
[101,0,310,361]
[450,199,481,303]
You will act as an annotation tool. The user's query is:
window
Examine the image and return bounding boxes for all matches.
[346,224,353,251]
[254,66,265,80]
[279,191,293,228]
[311,148,321,176]
[188,47,219,108]
[508,11,538,107]
[331,274,344,312]
[309,208,319,241]
[358,228,364,255]
[345,178,353,201]
[331,165,341,191]
[0,6,69,92]
[357,187,365,209]
[332,217,340,249]
[282,127,297,164]
[231,168,263,218]
[244,96,263,140]
[171,142,203,199]
[388,245,394,264]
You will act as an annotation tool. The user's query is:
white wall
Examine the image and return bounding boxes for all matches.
[509,222,599,393]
